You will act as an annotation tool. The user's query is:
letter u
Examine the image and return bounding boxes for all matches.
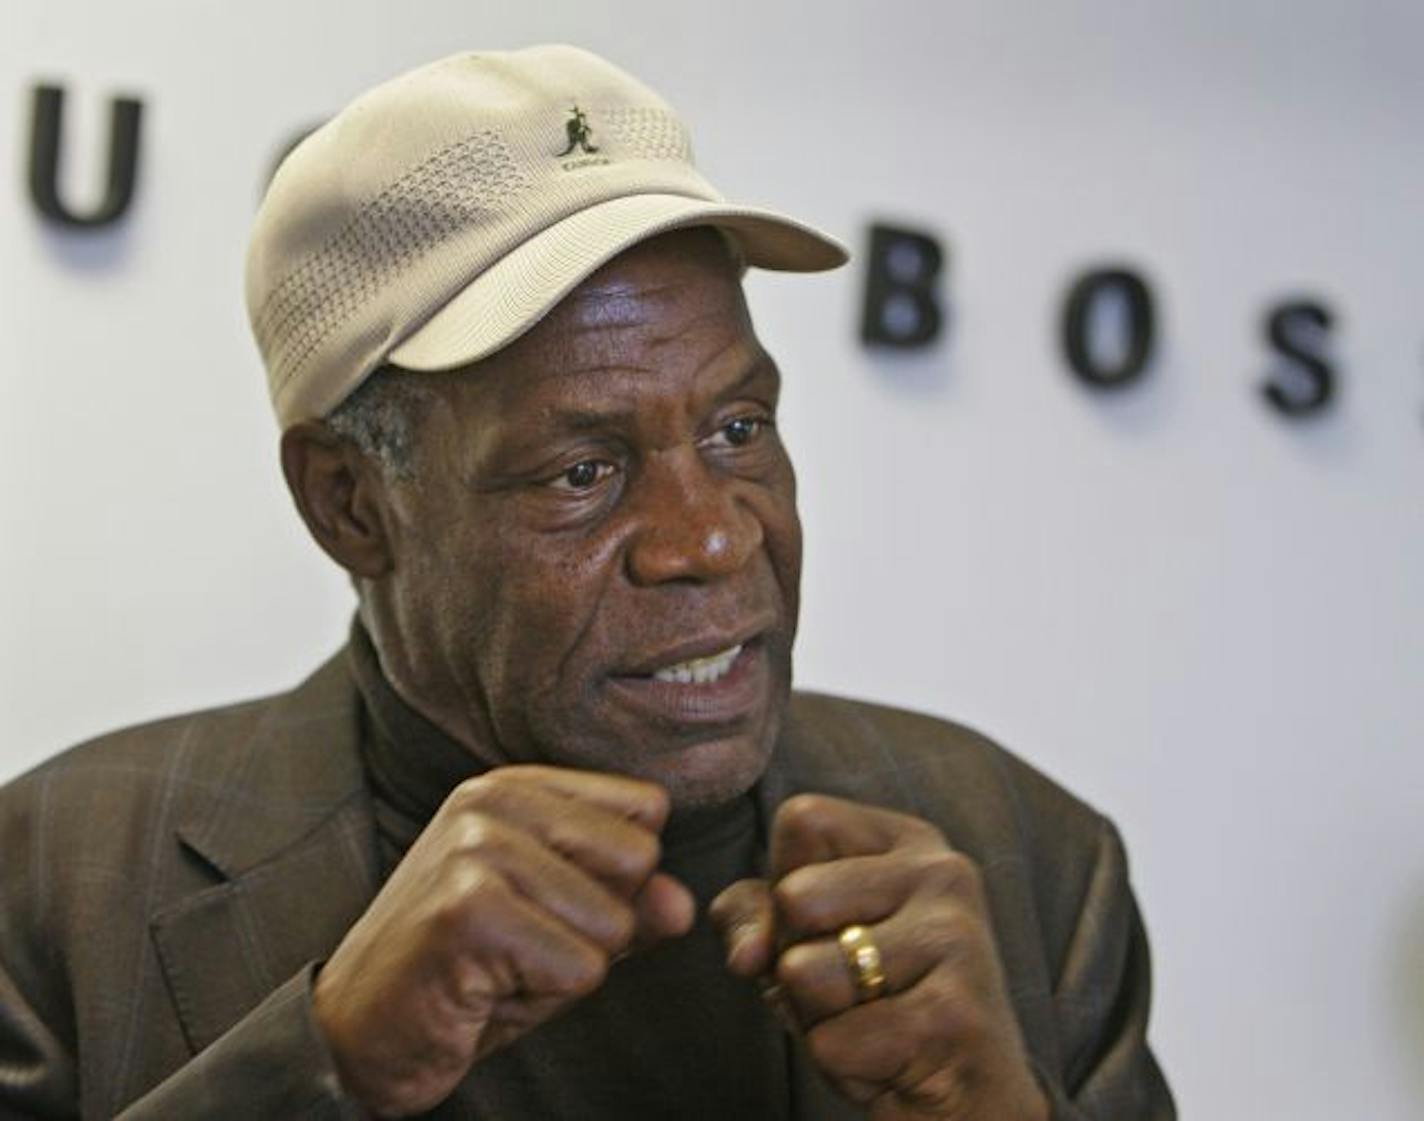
[28,84,143,227]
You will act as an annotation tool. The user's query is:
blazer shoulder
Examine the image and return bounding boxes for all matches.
[783,689,1108,868]
[0,649,359,893]
[781,691,1127,985]
[2,650,354,800]
[0,695,269,856]
[15,695,270,784]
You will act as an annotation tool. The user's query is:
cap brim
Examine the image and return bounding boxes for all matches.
[386,192,847,372]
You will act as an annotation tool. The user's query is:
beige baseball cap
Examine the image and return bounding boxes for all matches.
[246,44,847,428]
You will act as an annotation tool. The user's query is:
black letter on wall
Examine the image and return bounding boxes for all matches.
[1261,300,1335,417]
[1061,267,1155,388]
[860,224,944,348]
[28,84,144,228]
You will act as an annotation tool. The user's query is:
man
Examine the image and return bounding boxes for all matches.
[0,46,1173,1120]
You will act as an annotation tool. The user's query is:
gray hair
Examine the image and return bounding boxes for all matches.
[324,366,433,480]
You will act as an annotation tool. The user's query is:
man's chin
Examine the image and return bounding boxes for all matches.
[633,732,776,811]
[571,640,790,808]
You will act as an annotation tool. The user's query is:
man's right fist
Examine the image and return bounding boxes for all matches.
[312,766,695,1118]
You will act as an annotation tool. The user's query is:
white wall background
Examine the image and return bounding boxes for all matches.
[4,2,1421,1116]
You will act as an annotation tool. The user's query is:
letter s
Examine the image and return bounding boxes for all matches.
[1261,300,1336,417]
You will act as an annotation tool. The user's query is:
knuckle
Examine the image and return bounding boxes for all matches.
[455,815,511,860]
[774,942,821,990]
[905,1065,968,1111]
[454,861,507,905]
[905,881,981,955]
[907,816,949,849]
[906,984,950,1044]
[629,831,660,877]
[921,970,984,1040]
[604,827,659,884]
[771,868,832,930]
[922,908,977,961]
[639,781,671,821]
[454,767,523,808]
[565,946,609,997]
[953,851,983,890]
[806,1022,852,1074]
[778,793,834,834]
[842,1079,881,1107]
[770,871,806,918]
[450,773,493,806]
[917,849,980,895]
[602,904,637,953]
[433,865,504,936]
[948,999,988,1044]
[629,826,661,869]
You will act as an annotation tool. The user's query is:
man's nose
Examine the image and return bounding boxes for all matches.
[624,451,762,586]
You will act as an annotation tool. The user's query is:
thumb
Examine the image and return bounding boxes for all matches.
[630,872,696,950]
[708,878,776,977]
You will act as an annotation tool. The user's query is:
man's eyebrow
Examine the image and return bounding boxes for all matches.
[718,355,782,401]
[549,405,638,433]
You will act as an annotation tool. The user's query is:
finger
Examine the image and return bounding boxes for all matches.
[446,815,640,954]
[802,980,964,1101]
[630,872,696,948]
[447,868,612,1002]
[456,765,671,833]
[773,848,981,939]
[708,879,777,976]
[448,770,665,894]
[776,898,980,1025]
[769,794,944,879]
[776,922,898,1026]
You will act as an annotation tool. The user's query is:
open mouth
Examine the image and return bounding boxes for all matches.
[651,643,744,685]
[607,635,771,728]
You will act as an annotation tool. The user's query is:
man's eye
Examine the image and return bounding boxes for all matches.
[717,416,766,448]
[551,460,614,491]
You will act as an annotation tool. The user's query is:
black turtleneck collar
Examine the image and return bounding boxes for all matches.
[345,619,790,1116]
[347,619,486,856]
[347,618,767,891]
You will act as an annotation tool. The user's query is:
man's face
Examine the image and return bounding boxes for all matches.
[370,229,801,809]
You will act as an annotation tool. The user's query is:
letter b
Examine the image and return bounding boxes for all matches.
[860,224,944,348]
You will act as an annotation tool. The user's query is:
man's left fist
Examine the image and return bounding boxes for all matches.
[710,794,1049,1121]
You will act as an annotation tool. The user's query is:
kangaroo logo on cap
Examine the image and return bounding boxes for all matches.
[557,106,600,156]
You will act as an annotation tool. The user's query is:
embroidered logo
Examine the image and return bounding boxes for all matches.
[557,106,600,156]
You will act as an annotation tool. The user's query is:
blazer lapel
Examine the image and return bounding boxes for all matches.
[150,650,382,1054]
[759,694,929,1121]
[148,678,935,1080]
[756,690,925,842]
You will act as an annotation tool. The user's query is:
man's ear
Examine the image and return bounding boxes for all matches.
[280,421,394,579]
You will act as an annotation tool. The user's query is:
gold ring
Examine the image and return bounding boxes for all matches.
[837,924,887,1002]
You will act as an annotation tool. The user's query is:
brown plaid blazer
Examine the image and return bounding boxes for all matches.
[0,650,1173,1119]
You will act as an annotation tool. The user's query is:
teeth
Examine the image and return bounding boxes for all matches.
[652,644,743,685]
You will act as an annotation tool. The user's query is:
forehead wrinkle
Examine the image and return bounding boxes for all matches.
[530,349,780,439]
[562,274,742,333]
[512,298,752,395]
[551,309,746,374]
[562,283,671,330]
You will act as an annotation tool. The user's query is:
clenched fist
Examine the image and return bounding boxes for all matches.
[313,766,695,1117]
[711,794,1049,1121]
